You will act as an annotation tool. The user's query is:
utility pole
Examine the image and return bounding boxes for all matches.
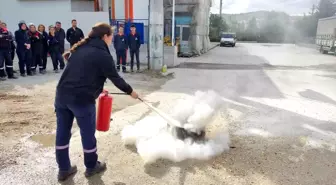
[172,0,175,46]
[219,0,223,17]
[148,0,164,70]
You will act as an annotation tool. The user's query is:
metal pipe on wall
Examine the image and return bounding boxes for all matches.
[172,0,175,46]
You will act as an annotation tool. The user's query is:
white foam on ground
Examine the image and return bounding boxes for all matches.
[121,90,231,164]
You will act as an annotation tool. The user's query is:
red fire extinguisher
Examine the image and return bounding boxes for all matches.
[96,90,113,132]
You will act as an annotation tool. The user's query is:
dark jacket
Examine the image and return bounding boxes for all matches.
[55,28,65,47]
[0,28,13,50]
[56,38,133,104]
[14,23,30,51]
[127,32,141,51]
[28,31,43,55]
[66,27,84,46]
[48,34,61,54]
[113,34,128,52]
[39,31,49,53]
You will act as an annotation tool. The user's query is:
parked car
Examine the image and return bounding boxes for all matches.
[220,32,236,47]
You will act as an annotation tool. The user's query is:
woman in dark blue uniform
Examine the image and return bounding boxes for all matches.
[55,23,139,181]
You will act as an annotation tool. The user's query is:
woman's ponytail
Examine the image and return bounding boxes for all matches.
[63,37,90,60]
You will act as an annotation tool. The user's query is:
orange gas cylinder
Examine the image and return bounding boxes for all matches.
[96,90,113,132]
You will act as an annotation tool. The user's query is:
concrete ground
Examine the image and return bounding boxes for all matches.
[1,43,336,185]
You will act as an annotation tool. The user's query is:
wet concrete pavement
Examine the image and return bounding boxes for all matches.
[1,43,336,185]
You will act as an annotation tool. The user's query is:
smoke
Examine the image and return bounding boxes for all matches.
[121,90,231,164]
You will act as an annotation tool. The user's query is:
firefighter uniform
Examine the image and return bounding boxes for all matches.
[0,27,15,79]
[28,29,44,73]
[15,22,32,76]
[113,33,128,72]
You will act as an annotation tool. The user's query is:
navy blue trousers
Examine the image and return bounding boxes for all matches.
[116,50,126,71]
[17,49,32,75]
[55,100,98,171]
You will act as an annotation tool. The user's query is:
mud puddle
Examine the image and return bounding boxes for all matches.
[30,134,56,148]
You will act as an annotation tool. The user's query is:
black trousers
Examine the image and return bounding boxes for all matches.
[50,51,65,70]
[130,49,140,70]
[11,48,15,61]
[42,50,48,70]
[0,49,14,77]
[17,49,32,75]
[116,50,126,71]
[31,52,43,72]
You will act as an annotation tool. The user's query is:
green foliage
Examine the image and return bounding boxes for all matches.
[209,14,228,42]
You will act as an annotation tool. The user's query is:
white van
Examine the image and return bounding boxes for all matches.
[220,32,237,47]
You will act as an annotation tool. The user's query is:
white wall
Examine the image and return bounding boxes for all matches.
[113,0,149,25]
[0,0,71,34]
[0,0,109,44]
[115,0,125,20]
[71,0,95,12]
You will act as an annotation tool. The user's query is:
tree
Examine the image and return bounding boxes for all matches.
[209,14,228,41]
[316,0,336,19]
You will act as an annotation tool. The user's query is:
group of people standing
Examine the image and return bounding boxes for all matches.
[0,19,142,81]
[114,25,142,73]
[0,19,84,80]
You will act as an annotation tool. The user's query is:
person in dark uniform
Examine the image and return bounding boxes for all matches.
[15,21,32,77]
[55,21,66,57]
[66,19,84,48]
[48,26,65,73]
[38,24,49,71]
[113,26,128,72]
[55,23,139,181]
[28,23,45,74]
[0,21,17,80]
[1,22,16,62]
[128,24,141,72]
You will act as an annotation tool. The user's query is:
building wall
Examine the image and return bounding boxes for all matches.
[0,0,109,44]
[113,0,149,25]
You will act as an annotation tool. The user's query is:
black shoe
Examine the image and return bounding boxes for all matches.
[60,67,64,70]
[20,74,26,77]
[58,165,78,182]
[0,76,7,81]
[27,73,33,76]
[40,70,46,74]
[85,161,107,178]
[8,75,18,79]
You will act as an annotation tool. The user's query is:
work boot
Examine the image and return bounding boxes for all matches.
[8,75,18,79]
[58,165,78,182]
[85,161,107,177]
[40,70,46,74]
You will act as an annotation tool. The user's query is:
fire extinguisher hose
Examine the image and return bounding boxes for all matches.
[107,92,184,128]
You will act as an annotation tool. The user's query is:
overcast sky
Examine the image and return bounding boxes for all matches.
[210,0,319,15]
